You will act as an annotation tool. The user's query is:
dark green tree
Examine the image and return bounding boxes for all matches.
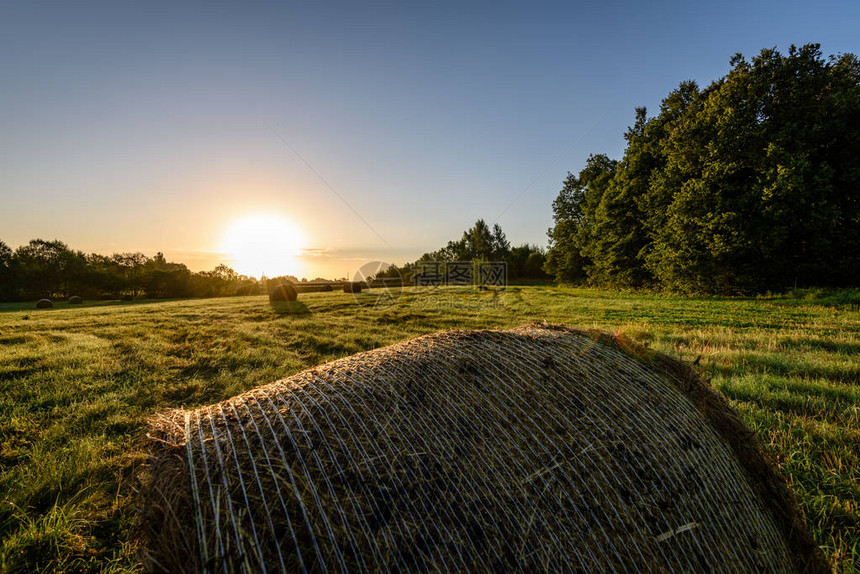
[646,45,860,292]
[0,241,17,300]
[460,219,494,260]
[143,253,191,298]
[415,221,548,281]
[14,239,81,299]
[544,154,617,283]
[582,107,670,287]
[549,44,860,293]
[509,244,549,279]
[85,253,125,296]
[491,223,511,260]
[112,252,148,297]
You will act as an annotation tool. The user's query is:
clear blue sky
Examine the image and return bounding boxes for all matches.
[2,1,858,278]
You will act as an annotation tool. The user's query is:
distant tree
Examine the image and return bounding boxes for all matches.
[190,264,241,297]
[374,264,402,280]
[491,223,511,260]
[524,250,547,278]
[267,275,300,286]
[14,239,81,299]
[389,262,415,284]
[416,220,501,263]
[85,253,125,296]
[112,252,148,297]
[64,249,90,296]
[461,219,494,260]
[143,253,191,298]
[0,241,268,302]
[509,244,550,279]
[413,221,548,282]
[0,240,17,300]
[211,264,238,282]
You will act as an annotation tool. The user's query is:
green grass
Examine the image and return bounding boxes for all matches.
[0,287,858,571]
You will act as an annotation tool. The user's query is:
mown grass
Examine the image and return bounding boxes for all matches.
[0,286,857,572]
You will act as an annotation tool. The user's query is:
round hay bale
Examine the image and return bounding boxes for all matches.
[68,295,83,304]
[120,294,133,301]
[146,325,827,573]
[269,284,297,302]
[343,281,362,293]
[35,299,53,309]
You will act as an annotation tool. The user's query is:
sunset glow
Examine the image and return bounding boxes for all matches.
[220,214,305,278]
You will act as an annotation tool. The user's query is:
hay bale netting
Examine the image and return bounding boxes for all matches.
[35,299,53,309]
[68,295,83,304]
[145,325,827,573]
[343,281,362,293]
[269,284,297,302]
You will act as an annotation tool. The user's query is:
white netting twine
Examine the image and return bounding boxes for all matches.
[178,325,800,573]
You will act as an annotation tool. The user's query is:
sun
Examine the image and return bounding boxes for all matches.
[220,213,305,278]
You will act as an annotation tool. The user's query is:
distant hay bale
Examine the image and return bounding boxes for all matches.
[294,284,334,294]
[269,284,297,302]
[68,295,83,304]
[120,294,133,301]
[35,299,53,309]
[145,325,827,573]
[343,281,362,293]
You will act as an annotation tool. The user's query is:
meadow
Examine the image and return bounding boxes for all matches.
[0,286,857,572]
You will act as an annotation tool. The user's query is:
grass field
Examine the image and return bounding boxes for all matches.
[0,286,858,572]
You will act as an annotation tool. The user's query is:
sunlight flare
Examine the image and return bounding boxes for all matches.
[220,213,305,278]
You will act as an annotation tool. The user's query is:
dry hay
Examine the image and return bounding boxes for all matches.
[269,284,298,302]
[35,298,53,309]
[144,325,827,573]
[343,282,362,294]
[68,295,83,304]
[143,411,202,574]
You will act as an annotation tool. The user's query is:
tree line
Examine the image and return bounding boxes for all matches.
[545,44,860,294]
[0,239,260,301]
[0,222,547,302]
[378,219,550,283]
